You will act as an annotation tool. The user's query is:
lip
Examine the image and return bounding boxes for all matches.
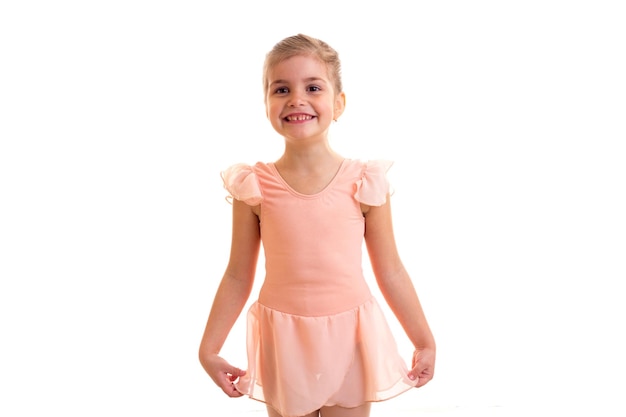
[283,113,316,122]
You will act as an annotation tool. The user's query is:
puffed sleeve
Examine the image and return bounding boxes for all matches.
[220,163,263,206]
[354,160,394,206]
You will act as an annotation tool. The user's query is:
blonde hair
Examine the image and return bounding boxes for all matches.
[262,34,343,98]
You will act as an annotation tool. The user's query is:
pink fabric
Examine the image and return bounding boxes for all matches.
[221,159,416,417]
[221,163,263,206]
[354,159,393,206]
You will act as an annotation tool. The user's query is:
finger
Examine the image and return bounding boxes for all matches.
[408,364,433,387]
[227,368,246,381]
[415,373,432,387]
[217,373,237,391]
[223,382,244,398]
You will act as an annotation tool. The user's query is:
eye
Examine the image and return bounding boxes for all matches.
[274,86,289,94]
[307,85,322,92]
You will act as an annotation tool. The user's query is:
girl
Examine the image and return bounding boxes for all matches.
[199,34,436,417]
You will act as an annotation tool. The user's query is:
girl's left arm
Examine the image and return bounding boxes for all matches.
[363,197,436,386]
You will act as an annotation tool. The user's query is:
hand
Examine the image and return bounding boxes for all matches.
[408,347,435,388]
[204,354,247,397]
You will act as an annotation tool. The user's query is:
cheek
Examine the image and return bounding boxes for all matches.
[267,102,279,117]
[267,105,283,124]
[265,97,274,118]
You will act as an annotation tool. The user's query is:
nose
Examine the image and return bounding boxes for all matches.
[287,90,305,107]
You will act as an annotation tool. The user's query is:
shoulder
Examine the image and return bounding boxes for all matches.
[221,162,269,206]
[349,159,394,207]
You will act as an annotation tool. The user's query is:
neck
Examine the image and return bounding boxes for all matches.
[276,142,343,174]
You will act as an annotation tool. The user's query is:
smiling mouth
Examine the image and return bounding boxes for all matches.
[284,114,314,121]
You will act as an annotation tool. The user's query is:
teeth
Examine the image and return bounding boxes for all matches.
[286,115,313,121]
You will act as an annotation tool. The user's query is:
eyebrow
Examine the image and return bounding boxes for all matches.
[269,77,328,87]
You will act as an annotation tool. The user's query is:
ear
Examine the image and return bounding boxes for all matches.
[333,91,346,121]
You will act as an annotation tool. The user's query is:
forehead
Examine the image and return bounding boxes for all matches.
[267,55,331,83]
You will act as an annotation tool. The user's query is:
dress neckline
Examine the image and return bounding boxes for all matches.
[268,159,348,198]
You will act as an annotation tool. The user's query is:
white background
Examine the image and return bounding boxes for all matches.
[1,1,624,416]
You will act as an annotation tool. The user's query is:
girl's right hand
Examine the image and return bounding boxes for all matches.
[204,354,247,397]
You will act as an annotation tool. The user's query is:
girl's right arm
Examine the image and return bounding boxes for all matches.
[198,198,260,396]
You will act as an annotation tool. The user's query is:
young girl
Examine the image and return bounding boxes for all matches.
[199,34,436,417]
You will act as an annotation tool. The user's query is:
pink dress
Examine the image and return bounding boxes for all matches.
[221,159,417,417]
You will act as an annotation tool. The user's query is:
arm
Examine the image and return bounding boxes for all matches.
[362,198,436,387]
[199,199,261,396]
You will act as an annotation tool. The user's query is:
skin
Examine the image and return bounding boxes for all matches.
[199,54,436,417]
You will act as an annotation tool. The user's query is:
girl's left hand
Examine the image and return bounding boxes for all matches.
[408,347,435,387]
